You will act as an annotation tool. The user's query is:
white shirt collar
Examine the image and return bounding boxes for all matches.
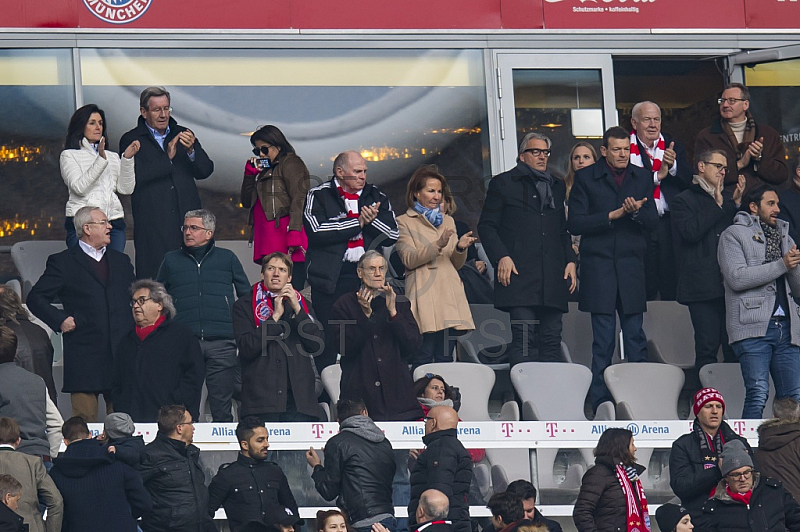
[78,239,106,262]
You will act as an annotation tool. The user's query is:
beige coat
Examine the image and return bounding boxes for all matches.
[0,447,63,532]
[397,209,474,334]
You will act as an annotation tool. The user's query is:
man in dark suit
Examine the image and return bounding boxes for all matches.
[119,86,214,280]
[567,126,658,411]
[629,101,693,301]
[478,132,577,365]
[27,206,135,421]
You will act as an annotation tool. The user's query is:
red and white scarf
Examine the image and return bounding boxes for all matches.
[337,182,365,262]
[630,130,666,215]
[252,282,310,327]
[616,464,651,532]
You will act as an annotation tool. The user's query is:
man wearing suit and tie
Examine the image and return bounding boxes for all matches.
[28,206,135,422]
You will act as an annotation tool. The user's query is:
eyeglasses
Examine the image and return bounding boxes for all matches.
[148,106,172,114]
[177,421,195,427]
[181,225,207,232]
[702,162,727,172]
[85,220,111,227]
[718,98,747,105]
[252,145,273,156]
[523,148,551,157]
[130,296,153,308]
[726,469,754,480]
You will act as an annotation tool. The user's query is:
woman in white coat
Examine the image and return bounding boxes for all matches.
[60,104,140,251]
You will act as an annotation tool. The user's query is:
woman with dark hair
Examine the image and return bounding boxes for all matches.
[241,125,310,290]
[573,428,650,532]
[316,509,349,532]
[60,103,140,251]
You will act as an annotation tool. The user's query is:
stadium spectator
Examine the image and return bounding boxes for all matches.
[671,149,744,371]
[306,398,396,532]
[718,184,800,418]
[564,141,599,255]
[478,133,576,365]
[654,504,693,532]
[60,103,139,251]
[263,503,301,532]
[778,154,800,246]
[0,285,57,403]
[567,126,658,411]
[0,418,62,532]
[304,150,398,371]
[113,279,205,422]
[157,208,250,422]
[316,509,349,532]
[120,86,214,280]
[397,164,476,366]
[486,492,523,532]
[697,439,800,532]
[0,474,25,532]
[50,416,152,532]
[755,397,800,503]
[331,250,422,421]
[411,489,452,532]
[139,404,216,532]
[97,412,144,468]
[232,252,323,422]
[208,417,300,531]
[669,387,752,521]
[629,100,692,301]
[695,82,787,196]
[505,479,562,532]
[27,205,135,422]
[408,406,472,532]
[573,428,649,532]
[241,124,311,288]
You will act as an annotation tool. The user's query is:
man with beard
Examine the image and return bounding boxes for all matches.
[718,184,800,418]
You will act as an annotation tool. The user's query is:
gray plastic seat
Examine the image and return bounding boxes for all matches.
[11,241,66,300]
[604,362,684,420]
[216,240,262,285]
[699,362,775,419]
[642,301,696,369]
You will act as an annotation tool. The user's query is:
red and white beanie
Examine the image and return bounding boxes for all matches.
[693,387,725,416]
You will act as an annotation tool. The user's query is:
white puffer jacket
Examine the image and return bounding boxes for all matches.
[60,137,135,219]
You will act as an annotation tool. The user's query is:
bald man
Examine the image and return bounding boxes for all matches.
[303,150,399,371]
[408,406,472,532]
[412,489,452,532]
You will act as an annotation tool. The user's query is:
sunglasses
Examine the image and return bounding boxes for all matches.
[252,145,272,156]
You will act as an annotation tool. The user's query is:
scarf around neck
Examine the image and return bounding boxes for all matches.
[337,181,365,262]
[630,131,665,214]
[413,201,443,227]
[340,414,385,442]
[252,282,310,327]
[692,175,717,199]
[615,464,650,532]
[693,418,725,497]
[136,314,167,341]
[726,485,753,506]
[519,162,555,210]
[761,221,782,264]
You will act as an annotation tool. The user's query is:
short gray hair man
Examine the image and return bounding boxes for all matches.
[357,250,386,271]
[73,206,103,237]
[518,132,552,155]
[139,86,171,110]
[130,279,176,319]
[184,209,216,233]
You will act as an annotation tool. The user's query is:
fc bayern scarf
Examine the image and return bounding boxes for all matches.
[616,464,651,532]
[630,130,666,214]
[252,282,309,327]
[337,184,365,262]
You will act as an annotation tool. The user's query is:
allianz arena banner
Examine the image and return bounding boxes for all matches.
[0,0,795,29]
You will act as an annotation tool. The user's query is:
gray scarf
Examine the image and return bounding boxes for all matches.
[417,397,454,410]
[340,415,385,443]
[761,221,782,264]
[519,162,556,210]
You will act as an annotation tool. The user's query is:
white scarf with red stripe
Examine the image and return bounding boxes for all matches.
[337,182,365,262]
[252,282,310,326]
[630,130,666,215]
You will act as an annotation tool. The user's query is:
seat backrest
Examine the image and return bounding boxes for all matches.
[11,241,67,299]
[474,243,495,283]
[510,362,591,420]
[413,363,496,421]
[216,240,262,285]
[321,364,343,405]
[642,301,696,369]
[699,362,775,419]
[604,362,684,420]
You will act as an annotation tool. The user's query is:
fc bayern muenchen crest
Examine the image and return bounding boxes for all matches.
[83,0,153,24]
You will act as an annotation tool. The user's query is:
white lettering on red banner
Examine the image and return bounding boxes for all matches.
[83,0,152,24]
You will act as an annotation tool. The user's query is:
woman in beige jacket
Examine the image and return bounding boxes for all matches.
[397,165,476,367]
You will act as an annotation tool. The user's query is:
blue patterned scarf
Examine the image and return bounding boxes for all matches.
[413,201,443,227]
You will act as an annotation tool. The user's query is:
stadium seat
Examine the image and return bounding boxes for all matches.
[642,301,696,369]
[474,243,494,284]
[216,240,262,285]
[123,240,136,266]
[699,362,775,419]
[457,305,511,369]
[413,363,519,421]
[604,362,684,420]
[3,280,22,299]
[11,241,66,300]
[321,364,343,420]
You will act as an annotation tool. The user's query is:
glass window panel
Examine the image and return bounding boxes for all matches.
[746,59,800,165]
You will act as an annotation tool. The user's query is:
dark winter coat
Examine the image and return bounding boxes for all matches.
[105,435,145,469]
[698,474,800,532]
[27,247,134,392]
[157,241,250,340]
[567,161,658,314]
[478,162,576,312]
[332,292,423,421]
[573,458,646,532]
[0,502,26,532]
[119,116,214,280]
[232,289,323,420]
[669,422,752,519]
[208,453,299,532]
[756,419,800,504]
[671,183,738,304]
[3,314,56,403]
[113,319,205,422]
[778,185,800,247]
[303,179,398,295]
[49,438,152,532]
[534,508,564,532]
[139,432,217,532]
[408,429,473,532]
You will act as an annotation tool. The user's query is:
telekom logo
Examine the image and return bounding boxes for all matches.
[546,423,558,437]
[311,424,325,439]
[501,423,514,438]
[732,421,746,436]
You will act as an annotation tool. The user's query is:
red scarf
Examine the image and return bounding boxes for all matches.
[337,184,365,262]
[136,314,166,341]
[252,282,310,326]
[629,130,665,200]
[615,465,651,532]
[726,485,753,505]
